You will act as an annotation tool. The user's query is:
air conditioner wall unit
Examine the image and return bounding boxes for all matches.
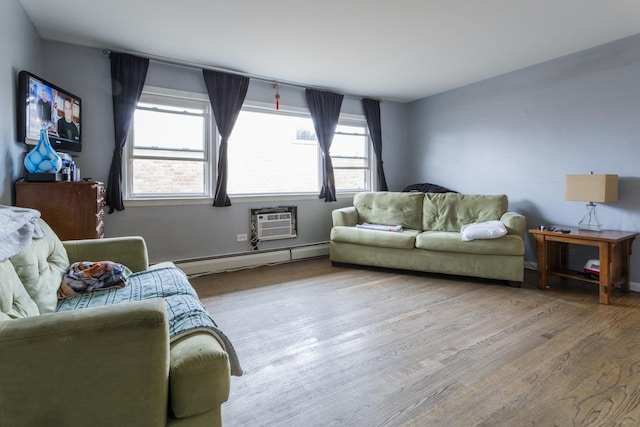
[251,206,297,242]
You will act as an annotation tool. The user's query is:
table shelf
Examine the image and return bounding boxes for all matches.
[547,269,599,285]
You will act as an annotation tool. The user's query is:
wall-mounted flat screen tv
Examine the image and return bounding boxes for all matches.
[17,70,82,152]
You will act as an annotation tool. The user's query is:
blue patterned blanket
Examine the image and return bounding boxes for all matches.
[56,266,242,376]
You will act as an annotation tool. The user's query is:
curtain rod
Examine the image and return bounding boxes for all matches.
[102,48,377,101]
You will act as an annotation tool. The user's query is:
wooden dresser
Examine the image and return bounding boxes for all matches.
[15,180,105,240]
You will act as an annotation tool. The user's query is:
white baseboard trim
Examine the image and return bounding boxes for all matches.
[174,242,330,276]
[290,244,331,260]
[524,261,639,293]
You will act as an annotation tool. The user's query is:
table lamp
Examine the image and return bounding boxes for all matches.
[565,172,618,231]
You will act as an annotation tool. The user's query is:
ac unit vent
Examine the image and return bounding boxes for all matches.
[251,206,297,243]
[257,213,294,240]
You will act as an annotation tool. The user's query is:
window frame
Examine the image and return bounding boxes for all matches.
[225,100,374,199]
[123,86,214,203]
[331,116,373,193]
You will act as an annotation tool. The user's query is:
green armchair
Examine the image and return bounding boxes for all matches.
[0,219,233,427]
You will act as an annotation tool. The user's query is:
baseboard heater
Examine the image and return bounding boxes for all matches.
[173,242,329,277]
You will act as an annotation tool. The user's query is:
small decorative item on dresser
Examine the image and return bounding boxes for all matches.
[24,128,62,173]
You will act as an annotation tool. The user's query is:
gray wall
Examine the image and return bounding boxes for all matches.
[39,42,409,263]
[0,1,43,205]
[6,1,638,279]
[407,34,640,281]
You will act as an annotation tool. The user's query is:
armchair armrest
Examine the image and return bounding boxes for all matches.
[0,298,169,427]
[332,207,358,227]
[500,212,527,238]
[170,333,231,417]
[63,236,149,272]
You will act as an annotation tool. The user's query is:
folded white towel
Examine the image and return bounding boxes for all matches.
[356,222,403,232]
[0,205,45,261]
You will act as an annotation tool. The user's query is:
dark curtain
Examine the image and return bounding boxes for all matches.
[362,98,389,191]
[305,88,344,202]
[202,70,250,207]
[106,53,149,213]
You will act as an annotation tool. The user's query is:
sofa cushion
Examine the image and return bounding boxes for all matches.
[0,260,40,319]
[423,193,508,232]
[56,266,243,378]
[415,231,524,256]
[354,192,424,231]
[331,226,420,250]
[9,220,68,313]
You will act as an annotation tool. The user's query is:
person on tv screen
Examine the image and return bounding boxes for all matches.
[37,89,52,121]
[57,98,79,141]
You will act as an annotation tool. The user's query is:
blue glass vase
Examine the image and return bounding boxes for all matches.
[24,129,62,173]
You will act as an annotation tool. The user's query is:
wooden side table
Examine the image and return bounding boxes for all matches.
[529,227,638,304]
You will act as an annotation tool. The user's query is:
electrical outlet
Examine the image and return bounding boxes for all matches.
[236,233,248,242]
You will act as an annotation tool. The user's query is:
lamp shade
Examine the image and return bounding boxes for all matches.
[565,174,618,203]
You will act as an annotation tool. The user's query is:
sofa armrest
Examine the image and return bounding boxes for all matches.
[332,207,358,227]
[169,333,231,418]
[63,236,150,272]
[500,212,527,238]
[0,298,169,427]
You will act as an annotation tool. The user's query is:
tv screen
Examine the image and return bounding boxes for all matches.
[17,70,82,152]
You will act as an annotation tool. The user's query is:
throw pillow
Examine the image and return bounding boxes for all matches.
[460,220,507,242]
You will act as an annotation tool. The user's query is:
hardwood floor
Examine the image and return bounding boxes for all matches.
[191,257,640,427]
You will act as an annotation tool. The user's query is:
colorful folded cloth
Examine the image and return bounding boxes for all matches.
[57,261,132,298]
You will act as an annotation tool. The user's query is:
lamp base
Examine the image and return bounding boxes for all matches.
[578,202,602,231]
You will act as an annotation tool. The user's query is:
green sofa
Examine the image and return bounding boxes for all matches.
[0,217,236,427]
[330,192,526,283]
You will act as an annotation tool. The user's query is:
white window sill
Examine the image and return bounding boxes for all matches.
[123,192,361,207]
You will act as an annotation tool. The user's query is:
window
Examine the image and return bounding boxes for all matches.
[125,90,373,202]
[332,122,371,192]
[226,103,372,196]
[125,87,212,199]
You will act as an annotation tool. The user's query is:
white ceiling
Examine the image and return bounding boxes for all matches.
[19,0,640,102]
